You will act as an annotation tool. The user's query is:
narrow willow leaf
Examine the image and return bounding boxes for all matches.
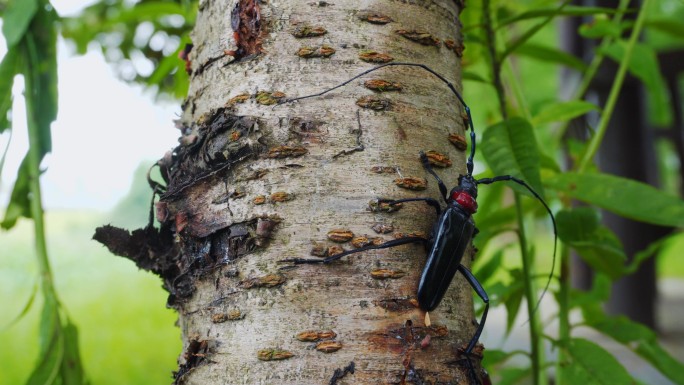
[497,6,623,28]
[566,338,634,384]
[516,43,587,71]
[546,172,684,227]
[2,155,32,229]
[1,280,38,331]
[482,117,544,197]
[532,101,599,126]
[503,10,562,60]
[556,208,626,279]
[1,0,40,47]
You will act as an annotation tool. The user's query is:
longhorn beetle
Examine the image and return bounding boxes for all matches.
[278,63,557,383]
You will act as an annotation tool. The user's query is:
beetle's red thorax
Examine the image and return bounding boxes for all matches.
[451,191,478,214]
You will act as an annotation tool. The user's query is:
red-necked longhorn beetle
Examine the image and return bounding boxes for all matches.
[279,63,557,384]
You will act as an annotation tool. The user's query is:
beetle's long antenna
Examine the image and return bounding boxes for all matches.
[476,175,557,314]
[464,106,476,176]
[278,62,476,172]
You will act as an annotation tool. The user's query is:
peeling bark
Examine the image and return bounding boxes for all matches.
[95,0,483,383]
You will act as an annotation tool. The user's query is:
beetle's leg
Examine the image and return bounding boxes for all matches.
[376,197,441,216]
[458,264,488,385]
[279,236,428,265]
[418,151,448,202]
[458,264,489,353]
[476,174,557,313]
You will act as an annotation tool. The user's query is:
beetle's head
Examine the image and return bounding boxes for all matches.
[456,174,478,197]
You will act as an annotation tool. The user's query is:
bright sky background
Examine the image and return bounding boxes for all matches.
[0,0,180,210]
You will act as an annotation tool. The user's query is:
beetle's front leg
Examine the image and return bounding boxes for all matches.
[376,197,442,216]
[279,236,428,265]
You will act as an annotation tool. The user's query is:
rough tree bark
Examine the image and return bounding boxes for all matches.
[95,0,483,383]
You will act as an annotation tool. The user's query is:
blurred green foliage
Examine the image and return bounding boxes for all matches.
[61,0,196,100]
[0,211,180,385]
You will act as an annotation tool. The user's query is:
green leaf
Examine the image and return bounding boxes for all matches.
[623,236,668,275]
[503,7,564,61]
[497,6,624,28]
[504,282,524,334]
[532,101,599,126]
[644,17,684,39]
[481,117,544,197]
[635,343,684,385]
[482,349,519,367]
[26,294,63,385]
[601,41,671,126]
[516,43,588,71]
[587,316,684,384]
[462,71,490,84]
[2,154,32,229]
[111,2,188,23]
[498,367,530,385]
[0,130,12,187]
[484,280,523,333]
[546,172,684,227]
[579,17,624,39]
[23,7,59,158]
[473,249,504,286]
[494,269,526,334]
[568,273,612,311]
[539,152,561,173]
[61,320,87,384]
[555,208,626,279]
[566,338,634,384]
[1,0,40,47]
[1,279,38,331]
[0,46,20,134]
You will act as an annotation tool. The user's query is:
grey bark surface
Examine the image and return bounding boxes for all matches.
[170,0,479,383]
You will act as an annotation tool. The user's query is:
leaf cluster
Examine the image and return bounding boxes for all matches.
[1,1,89,383]
[463,1,684,384]
[61,0,196,100]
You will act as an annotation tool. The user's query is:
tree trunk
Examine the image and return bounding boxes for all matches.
[98,0,482,383]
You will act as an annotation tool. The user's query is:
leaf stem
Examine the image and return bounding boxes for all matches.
[483,1,546,384]
[23,33,54,292]
[576,0,650,172]
[555,0,631,141]
[515,196,547,385]
[555,245,571,385]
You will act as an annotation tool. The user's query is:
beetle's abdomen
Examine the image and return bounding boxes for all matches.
[417,206,475,311]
